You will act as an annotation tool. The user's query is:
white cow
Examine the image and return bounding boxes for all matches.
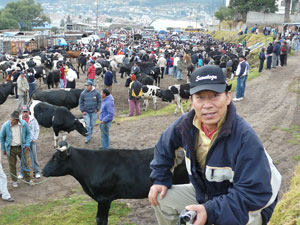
[141,85,161,111]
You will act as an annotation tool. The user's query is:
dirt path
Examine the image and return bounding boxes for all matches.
[0,53,299,225]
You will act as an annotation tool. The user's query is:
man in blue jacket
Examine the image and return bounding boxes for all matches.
[79,80,101,144]
[148,65,281,225]
[99,88,114,150]
[0,111,32,188]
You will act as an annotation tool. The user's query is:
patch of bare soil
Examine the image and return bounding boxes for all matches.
[0,53,299,225]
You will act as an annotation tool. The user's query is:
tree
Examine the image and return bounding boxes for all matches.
[60,19,65,28]
[51,26,59,35]
[2,0,49,30]
[66,15,72,24]
[284,0,292,22]
[229,0,277,20]
[215,6,234,30]
[0,10,19,30]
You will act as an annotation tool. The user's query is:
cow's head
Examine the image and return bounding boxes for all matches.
[74,117,88,137]
[42,141,72,177]
[156,89,174,102]
[125,77,131,87]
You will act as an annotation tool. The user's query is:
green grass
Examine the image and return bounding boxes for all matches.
[281,125,300,146]
[269,163,300,225]
[292,155,300,161]
[0,194,134,225]
[113,100,191,123]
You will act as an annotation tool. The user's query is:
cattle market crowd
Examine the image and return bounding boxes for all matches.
[0,25,299,225]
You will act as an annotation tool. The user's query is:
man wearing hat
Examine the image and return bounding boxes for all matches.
[79,81,101,143]
[18,106,40,179]
[17,71,29,111]
[0,111,32,188]
[128,74,142,117]
[148,65,281,225]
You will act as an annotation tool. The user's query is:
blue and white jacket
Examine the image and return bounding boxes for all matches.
[150,103,281,225]
[0,119,31,156]
[236,60,247,77]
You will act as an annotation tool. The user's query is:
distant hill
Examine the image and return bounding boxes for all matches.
[1,0,224,9]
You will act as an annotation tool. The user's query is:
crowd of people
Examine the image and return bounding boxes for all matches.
[0,24,299,224]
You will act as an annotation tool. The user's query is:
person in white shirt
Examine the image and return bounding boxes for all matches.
[157,56,167,79]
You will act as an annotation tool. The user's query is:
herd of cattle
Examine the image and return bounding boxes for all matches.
[0,44,243,224]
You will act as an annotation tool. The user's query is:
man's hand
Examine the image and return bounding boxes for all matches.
[185,204,207,225]
[3,151,6,156]
[83,112,86,115]
[148,184,168,206]
[94,109,98,113]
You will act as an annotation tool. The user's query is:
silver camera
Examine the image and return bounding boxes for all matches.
[179,209,196,224]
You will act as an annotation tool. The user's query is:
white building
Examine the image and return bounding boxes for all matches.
[276,0,293,14]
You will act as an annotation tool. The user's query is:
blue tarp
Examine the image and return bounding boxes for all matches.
[58,38,68,46]
[158,30,167,40]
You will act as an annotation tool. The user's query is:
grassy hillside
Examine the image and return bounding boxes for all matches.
[269,164,300,225]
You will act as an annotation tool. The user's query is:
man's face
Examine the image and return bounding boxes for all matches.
[100,91,106,99]
[22,111,29,118]
[85,85,92,91]
[190,90,232,131]
[10,118,19,126]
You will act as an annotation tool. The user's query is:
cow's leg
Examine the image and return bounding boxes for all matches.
[144,99,149,111]
[177,96,185,115]
[174,101,178,115]
[158,77,161,87]
[53,132,59,148]
[62,132,67,141]
[153,96,157,110]
[96,201,111,225]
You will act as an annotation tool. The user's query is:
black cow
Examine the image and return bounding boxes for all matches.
[138,62,161,86]
[31,88,83,110]
[42,141,189,225]
[0,61,13,79]
[187,64,195,80]
[124,74,154,87]
[119,62,133,78]
[28,66,46,88]
[29,100,88,147]
[157,84,190,114]
[77,54,87,73]
[46,70,60,89]
[0,81,15,104]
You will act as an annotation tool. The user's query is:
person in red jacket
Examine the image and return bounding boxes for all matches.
[87,60,96,86]
[59,64,65,88]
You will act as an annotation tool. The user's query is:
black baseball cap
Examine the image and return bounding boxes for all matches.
[190,65,228,95]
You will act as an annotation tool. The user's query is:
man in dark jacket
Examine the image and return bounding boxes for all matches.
[104,67,113,94]
[79,80,101,143]
[266,43,273,69]
[272,41,281,68]
[259,48,266,73]
[148,65,281,225]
